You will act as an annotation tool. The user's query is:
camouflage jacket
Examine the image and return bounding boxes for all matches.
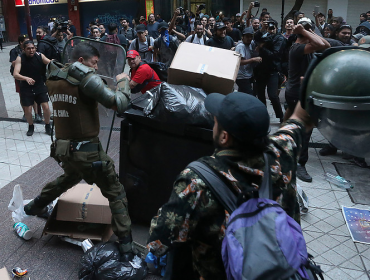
[147,120,304,280]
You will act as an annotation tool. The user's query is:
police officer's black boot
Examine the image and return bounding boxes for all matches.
[24,196,48,216]
[118,235,135,262]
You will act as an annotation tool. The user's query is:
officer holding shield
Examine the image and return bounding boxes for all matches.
[24,43,135,261]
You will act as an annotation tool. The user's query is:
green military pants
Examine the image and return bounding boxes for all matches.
[39,139,131,239]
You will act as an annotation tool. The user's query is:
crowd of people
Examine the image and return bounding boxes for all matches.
[6,4,370,279]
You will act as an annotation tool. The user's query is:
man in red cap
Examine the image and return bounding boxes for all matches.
[119,50,161,94]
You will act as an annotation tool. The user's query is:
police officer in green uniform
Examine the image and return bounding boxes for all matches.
[24,43,134,261]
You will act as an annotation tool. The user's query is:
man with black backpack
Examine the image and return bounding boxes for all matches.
[185,22,208,45]
[147,92,316,279]
[154,22,179,67]
[36,26,61,62]
[128,24,155,62]
[102,23,128,49]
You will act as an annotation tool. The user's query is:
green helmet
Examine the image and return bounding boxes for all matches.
[301,47,370,158]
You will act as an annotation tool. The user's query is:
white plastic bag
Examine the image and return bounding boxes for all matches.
[8,184,32,223]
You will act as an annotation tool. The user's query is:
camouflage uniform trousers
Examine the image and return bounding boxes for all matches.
[39,139,131,239]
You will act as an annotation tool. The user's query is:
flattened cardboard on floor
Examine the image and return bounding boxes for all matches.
[43,204,113,241]
[56,183,111,224]
[0,267,11,280]
[168,42,241,95]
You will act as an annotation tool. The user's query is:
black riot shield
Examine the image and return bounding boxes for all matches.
[62,37,126,152]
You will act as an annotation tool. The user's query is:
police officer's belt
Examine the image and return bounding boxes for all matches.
[70,141,99,153]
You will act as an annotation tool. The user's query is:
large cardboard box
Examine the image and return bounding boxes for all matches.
[43,184,113,241]
[168,42,241,95]
[0,267,11,280]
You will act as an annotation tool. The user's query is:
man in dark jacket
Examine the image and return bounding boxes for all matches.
[206,22,235,50]
[254,20,285,123]
[36,26,60,61]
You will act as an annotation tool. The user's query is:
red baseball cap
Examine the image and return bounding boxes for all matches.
[127,50,140,59]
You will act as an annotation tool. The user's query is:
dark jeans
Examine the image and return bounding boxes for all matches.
[256,72,283,118]
[236,78,254,96]
[286,97,312,166]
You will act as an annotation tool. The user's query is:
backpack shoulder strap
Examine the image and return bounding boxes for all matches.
[187,153,272,214]
[259,153,273,199]
[190,34,195,43]
[135,39,139,52]
[203,35,207,44]
[147,36,150,48]
[187,161,237,213]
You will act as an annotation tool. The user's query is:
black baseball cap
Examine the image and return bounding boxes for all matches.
[205,92,270,141]
[215,22,227,30]
[158,22,169,30]
[136,24,146,32]
[242,27,254,35]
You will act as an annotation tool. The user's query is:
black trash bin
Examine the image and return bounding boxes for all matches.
[119,96,214,225]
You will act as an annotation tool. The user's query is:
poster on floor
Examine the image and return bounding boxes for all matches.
[342,206,370,244]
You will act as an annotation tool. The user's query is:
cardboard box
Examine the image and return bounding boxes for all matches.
[56,183,111,224]
[168,42,241,95]
[0,267,11,280]
[43,184,113,241]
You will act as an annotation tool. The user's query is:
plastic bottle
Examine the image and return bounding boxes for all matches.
[324,173,354,189]
[13,222,33,240]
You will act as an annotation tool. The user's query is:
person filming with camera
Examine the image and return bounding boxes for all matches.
[253,19,285,123]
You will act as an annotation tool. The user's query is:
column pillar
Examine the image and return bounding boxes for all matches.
[68,0,81,36]
[3,0,20,41]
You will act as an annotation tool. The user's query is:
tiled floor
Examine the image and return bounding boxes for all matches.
[0,43,369,279]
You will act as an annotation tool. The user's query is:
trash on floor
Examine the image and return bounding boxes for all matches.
[12,267,28,277]
[8,185,32,223]
[324,172,354,189]
[296,184,309,215]
[13,222,33,240]
[60,237,94,253]
[78,242,147,280]
[342,206,370,245]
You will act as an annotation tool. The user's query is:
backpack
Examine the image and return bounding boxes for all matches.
[141,60,168,82]
[105,34,121,52]
[154,35,179,52]
[190,34,207,45]
[135,36,152,57]
[187,155,324,280]
[39,39,61,62]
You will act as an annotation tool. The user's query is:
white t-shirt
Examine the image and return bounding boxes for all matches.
[48,22,54,31]
[129,37,155,62]
[185,34,207,45]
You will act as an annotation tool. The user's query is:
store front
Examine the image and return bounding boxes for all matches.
[79,0,139,37]
[16,0,68,37]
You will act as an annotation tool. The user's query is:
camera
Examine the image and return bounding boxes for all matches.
[267,20,276,30]
[254,1,260,7]
[178,7,185,15]
[55,17,69,32]
[198,4,206,10]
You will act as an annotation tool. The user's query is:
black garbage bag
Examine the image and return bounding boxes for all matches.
[78,242,147,280]
[143,82,213,128]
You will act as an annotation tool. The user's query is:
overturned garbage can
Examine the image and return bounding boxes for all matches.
[119,83,215,224]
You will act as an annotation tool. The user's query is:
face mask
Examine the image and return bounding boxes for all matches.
[160,29,170,48]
